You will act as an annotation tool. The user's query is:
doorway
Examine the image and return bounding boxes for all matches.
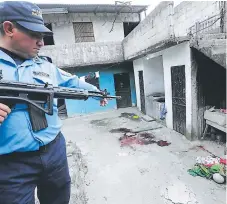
[114,73,132,108]
[171,65,186,135]
[138,71,146,114]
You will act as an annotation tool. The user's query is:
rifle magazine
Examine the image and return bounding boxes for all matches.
[28,104,48,132]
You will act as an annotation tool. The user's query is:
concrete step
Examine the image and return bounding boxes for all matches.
[193,46,226,68]
[198,39,226,48]
[211,45,226,55]
[198,33,227,40]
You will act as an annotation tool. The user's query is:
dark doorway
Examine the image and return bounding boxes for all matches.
[43,24,55,46]
[57,99,67,118]
[138,71,146,114]
[192,48,226,137]
[171,65,186,135]
[114,73,132,108]
[123,22,139,37]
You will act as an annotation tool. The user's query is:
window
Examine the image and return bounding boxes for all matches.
[73,22,95,43]
[43,23,54,45]
[123,22,139,37]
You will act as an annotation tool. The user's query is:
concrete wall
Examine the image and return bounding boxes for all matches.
[133,42,192,139]
[144,56,165,96]
[143,56,165,118]
[174,1,221,37]
[162,42,191,139]
[93,21,124,42]
[52,22,75,45]
[43,13,139,45]
[65,64,136,116]
[123,1,174,60]
[39,42,124,68]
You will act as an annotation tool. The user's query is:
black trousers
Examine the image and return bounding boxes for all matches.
[0,132,71,204]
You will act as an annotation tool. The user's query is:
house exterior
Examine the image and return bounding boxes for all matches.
[123,1,226,141]
[38,3,147,116]
[39,2,226,141]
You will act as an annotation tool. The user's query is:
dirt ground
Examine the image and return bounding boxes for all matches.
[62,107,226,204]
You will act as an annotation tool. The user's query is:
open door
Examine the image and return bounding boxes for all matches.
[114,73,132,108]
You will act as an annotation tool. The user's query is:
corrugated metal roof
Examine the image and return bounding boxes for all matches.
[37,4,148,14]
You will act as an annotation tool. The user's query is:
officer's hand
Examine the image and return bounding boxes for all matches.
[0,103,11,123]
[100,98,108,107]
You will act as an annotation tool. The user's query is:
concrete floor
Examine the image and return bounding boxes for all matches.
[62,107,226,204]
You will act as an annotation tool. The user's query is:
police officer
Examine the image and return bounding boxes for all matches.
[0,1,107,203]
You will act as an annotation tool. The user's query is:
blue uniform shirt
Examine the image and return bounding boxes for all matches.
[0,50,99,155]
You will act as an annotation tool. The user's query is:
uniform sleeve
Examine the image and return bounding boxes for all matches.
[55,67,99,92]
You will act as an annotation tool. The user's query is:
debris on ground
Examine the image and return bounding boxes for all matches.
[213,173,225,184]
[110,126,163,134]
[196,156,221,167]
[141,115,155,122]
[156,140,171,147]
[109,128,132,133]
[131,126,163,133]
[138,132,155,139]
[90,118,109,126]
[119,131,154,141]
[119,112,141,121]
[188,154,226,184]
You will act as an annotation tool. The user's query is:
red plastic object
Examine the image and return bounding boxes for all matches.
[220,158,227,165]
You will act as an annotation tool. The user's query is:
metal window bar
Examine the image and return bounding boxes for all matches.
[73,22,95,43]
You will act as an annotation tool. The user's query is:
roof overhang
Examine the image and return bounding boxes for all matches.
[37,4,148,14]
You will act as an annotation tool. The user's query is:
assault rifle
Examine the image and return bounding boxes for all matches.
[0,80,121,132]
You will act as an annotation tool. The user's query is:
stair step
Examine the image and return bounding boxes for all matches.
[198,39,226,48]
[212,46,226,55]
[198,33,226,40]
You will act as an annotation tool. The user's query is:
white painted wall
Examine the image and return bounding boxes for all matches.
[51,20,124,45]
[93,21,124,42]
[43,13,139,45]
[133,42,192,136]
[52,22,75,45]
[162,42,191,134]
[143,56,165,96]
[143,56,165,118]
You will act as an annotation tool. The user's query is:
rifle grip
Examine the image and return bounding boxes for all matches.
[28,104,48,132]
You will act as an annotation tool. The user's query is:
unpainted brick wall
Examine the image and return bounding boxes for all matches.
[174,1,221,36]
[123,1,174,60]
